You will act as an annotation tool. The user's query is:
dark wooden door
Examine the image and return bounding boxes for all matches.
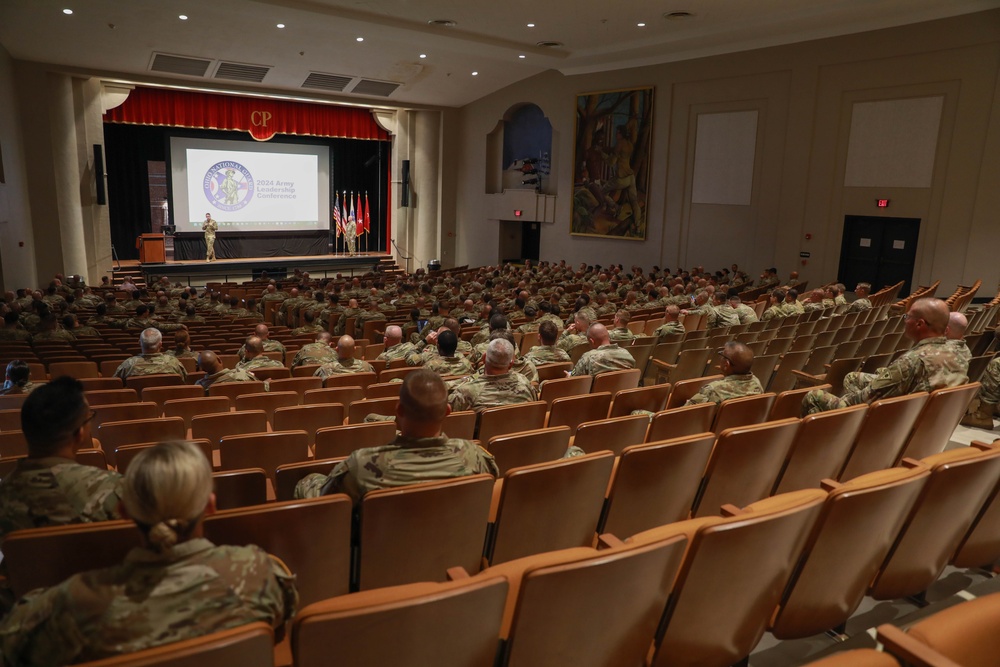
[838,216,920,296]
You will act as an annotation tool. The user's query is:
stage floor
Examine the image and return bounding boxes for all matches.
[134,252,392,285]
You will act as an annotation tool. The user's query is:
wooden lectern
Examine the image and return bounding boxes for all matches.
[138,234,166,264]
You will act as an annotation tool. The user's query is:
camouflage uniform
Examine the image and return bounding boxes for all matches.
[733,303,759,324]
[685,373,764,405]
[803,336,969,414]
[977,357,1000,405]
[571,344,636,377]
[315,357,375,379]
[448,372,538,412]
[510,356,539,384]
[557,332,588,353]
[847,298,872,313]
[196,368,257,390]
[0,382,37,396]
[761,303,794,322]
[424,355,474,377]
[291,342,337,368]
[0,539,297,667]
[31,330,75,343]
[653,321,685,339]
[834,295,848,306]
[608,327,637,344]
[290,324,325,336]
[377,341,420,364]
[0,328,31,342]
[537,313,564,333]
[0,457,123,540]
[333,307,362,337]
[707,306,741,329]
[523,345,571,365]
[236,356,283,373]
[165,348,199,360]
[113,353,187,381]
[294,433,498,502]
[238,340,287,364]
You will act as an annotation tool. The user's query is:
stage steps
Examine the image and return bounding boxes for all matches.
[111,264,146,289]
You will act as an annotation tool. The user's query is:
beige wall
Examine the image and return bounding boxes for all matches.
[453,10,1000,291]
[0,44,38,290]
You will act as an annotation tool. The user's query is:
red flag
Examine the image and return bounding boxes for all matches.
[364,192,371,234]
[332,192,343,235]
[356,192,364,234]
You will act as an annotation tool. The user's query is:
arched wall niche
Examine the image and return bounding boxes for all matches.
[485,102,554,195]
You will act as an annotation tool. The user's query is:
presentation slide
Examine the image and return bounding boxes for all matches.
[169,136,330,233]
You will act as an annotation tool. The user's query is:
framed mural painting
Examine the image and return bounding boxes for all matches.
[572,87,653,240]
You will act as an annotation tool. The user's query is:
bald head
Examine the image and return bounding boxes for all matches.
[198,350,221,374]
[384,325,403,346]
[947,311,969,340]
[244,336,264,357]
[254,324,270,339]
[337,335,356,361]
[908,298,950,337]
[719,341,754,375]
[587,323,611,348]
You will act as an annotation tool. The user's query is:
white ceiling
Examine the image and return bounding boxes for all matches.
[1,0,997,108]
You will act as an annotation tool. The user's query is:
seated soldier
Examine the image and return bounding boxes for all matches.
[570,323,636,377]
[847,282,873,312]
[608,310,637,343]
[113,328,187,381]
[685,341,763,405]
[235,336,284,372]
[314,335,375,379]
[0,441,297,665]
[196,351,257,391]
[653,305,685,339]
[294,369,498,502]
[523,320,571,365]
[0,360,36,395]
[290,332,338,368]
[448,339,537,413]
[803,298,968,415]
[423,329,473,377]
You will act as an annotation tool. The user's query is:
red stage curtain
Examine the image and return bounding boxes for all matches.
[103,86,389,141]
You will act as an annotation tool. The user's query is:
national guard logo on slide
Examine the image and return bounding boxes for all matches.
[203,161,255,212]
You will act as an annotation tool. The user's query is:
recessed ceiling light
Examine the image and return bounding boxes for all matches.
[178,14,188,20]
[356,37,364,42]
[472,71,478,76]
[664,11,695,20]
[518,55,525,59]
[276,23,285,28]
[526,23,535,28]
[419,54,427,59]
[536,41,564,48]
[62,8,73,15]
[637,22,646,27]
[428,19,457,27]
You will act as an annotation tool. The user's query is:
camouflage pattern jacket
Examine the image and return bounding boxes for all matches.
[523,345,571,365]
[447,372,538,412]
[571,344,636,377]
[295,433,499,502]
[685,373,764,405]
[0,539,297,667]
[113,353,187,381]
[315,357,375,379]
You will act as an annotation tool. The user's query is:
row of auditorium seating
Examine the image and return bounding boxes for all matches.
[12,437,1000,666]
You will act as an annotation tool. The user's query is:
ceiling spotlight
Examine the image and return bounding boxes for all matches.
[518,54,525,59]
[276,23,285,28]
[178,14,188,20]
[472,71,478,76]
[526,23,535,27]
[637,22,646,27]
[356,36,364,42]
[419,54,427,59]
[62,8,73,14]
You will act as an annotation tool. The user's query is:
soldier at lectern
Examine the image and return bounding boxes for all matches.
[202,212,218,262]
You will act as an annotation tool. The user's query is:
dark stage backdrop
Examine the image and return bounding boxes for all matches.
[102,124,390,261]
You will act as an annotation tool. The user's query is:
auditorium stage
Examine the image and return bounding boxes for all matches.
[136,252,392,286]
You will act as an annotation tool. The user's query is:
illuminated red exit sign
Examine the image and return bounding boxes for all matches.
[876,199,890,208]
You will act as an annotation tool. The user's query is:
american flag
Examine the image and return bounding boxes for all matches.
[332,192,343,235]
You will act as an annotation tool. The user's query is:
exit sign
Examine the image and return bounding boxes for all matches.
[514,210,522,217]
[876,199,890,208]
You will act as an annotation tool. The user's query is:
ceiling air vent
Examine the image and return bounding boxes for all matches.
[349,79,401,97]
[302,72,353,92]
[214,62,270,83]
[149,53,212,77]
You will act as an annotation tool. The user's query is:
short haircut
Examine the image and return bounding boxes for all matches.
[485,338,515,369]
[399,369,448,423]
[616,309,631,325]
[140,328,162,351]
[539,320,558,345]
[490,328,517,347]
[21,376,88,457]
[489,313,508,332]
[437,329,458,356]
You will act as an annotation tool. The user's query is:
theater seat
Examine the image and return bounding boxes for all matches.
[75,621,275,667]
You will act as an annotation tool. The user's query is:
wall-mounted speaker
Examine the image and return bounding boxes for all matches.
[401,159,410,207]
[94,144,106,206]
